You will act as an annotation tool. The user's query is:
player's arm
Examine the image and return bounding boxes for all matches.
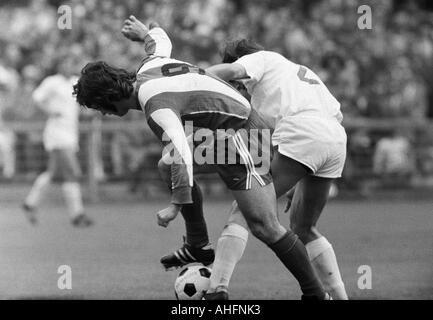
[148,108,194,227]
[32,78,62,117]
[121,15,172,58]
[148,108,194,204]
[206,63,247,82]
[32,78,51,107]
[207,51,265,83]
[121,15,149,42]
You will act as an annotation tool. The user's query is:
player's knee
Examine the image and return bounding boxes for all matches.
[247,216,281,244]
[250,224,276,244]
[291,223,318,243]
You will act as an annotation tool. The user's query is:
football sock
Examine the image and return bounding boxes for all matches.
[208,223,248,293]
[180,181,209,248]
[306,236,348,300]
[61,182,84,218]
[25,171,51,208]
[269,231,325,298]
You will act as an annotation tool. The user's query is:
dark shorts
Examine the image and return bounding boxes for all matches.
[48,149,81,183]
[192,109,274,190]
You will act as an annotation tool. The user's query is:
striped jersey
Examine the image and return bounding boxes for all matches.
[135,56,252,205]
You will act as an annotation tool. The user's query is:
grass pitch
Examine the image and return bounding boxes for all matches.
[1,185,432,299]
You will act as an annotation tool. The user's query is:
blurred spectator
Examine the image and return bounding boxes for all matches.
[373,129,415,187]
[0,54,19,179]
[0,125,16,179]
[416,127,433,181]
[0,0,430,121]
[0,0,432,191]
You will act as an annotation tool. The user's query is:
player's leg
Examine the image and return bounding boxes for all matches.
[57,148,93,227]
[23,171,52,209]
[231,179,326,299]
[207,115,316,298]
[23,150,56,224]
[208,148,326,298]
[206,202,248,297]
[289,175,348,299]
[23,170,51,224]
[158,156,215,269]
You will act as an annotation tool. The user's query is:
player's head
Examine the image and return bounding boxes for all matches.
[73,61,137,117]
[57,55,78,78]
[221,39,264,63]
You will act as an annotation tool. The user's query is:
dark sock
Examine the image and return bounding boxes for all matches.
[181,181,209,248]
[269,231,325,298]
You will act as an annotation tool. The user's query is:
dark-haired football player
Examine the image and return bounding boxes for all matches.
[73,18,328,300]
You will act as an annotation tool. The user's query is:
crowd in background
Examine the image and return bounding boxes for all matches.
[0,0,433,191]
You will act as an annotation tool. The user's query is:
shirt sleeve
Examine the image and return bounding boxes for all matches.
[32,78,53,106]
[234,51,266,83]
[32,77,61,115]
[143,27,172,58]
[147,108,193,204]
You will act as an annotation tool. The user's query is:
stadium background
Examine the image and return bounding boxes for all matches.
[0,0,432,299]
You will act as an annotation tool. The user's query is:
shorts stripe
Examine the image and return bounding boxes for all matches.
[235,133,266,187]
[233,134,253,188]
[232,134,252,189]
[234,133,266,188]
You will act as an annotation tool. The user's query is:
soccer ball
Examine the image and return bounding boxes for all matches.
[174,264,211,300]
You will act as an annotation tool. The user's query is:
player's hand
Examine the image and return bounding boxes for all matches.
[121,15,148,42]
[157,204,181,228]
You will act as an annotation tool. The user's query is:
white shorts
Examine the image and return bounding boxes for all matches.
[273,116,347,178]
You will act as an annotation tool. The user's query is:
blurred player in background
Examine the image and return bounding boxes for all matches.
[0,61,18,180]
[22,56,93,227]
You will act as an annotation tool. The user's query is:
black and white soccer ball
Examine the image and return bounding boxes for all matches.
[174,264,211,300]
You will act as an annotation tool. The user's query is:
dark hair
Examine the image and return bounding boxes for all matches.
[221,39,264,63]
[73,61,136,112]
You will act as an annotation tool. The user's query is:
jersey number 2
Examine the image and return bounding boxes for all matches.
[297,66,319,85]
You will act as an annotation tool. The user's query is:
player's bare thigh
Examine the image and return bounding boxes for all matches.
[288,175,333,243]
[270,149,312,198]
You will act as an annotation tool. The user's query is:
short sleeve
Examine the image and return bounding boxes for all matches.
[234,51,266,83]
[32,77,54,104]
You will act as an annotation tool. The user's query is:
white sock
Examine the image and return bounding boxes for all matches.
[61,182,84,218]
[208,223,248,293]
[25,172,51,208]
[306,236,348,300]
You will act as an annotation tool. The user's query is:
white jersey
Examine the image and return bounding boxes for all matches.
[235,51,346,178]
[235,51,342,126]
[32,74,79,151]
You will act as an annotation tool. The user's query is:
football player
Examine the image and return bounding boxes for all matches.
[23,55,93,227]
[204,39,349,300]
[73,18,328,300]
